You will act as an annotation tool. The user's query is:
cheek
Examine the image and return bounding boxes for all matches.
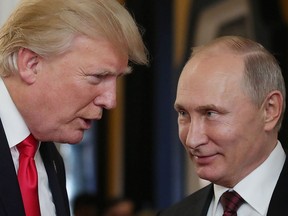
[57,83,96,107]
[178,123,188,144]
[205,124,242,156]
[211,126,247,161]
[206,118,238,140]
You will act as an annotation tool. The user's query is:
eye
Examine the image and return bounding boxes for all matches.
[177,110,188,117]
[179,110,185,115]
[206,110,218,118]
[86,74,107,84]
[87,75,100,84]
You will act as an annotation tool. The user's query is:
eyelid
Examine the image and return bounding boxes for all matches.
[174,104,187,116]
[95,73,107,78]
[95,71,127,78]
[95,71,110,77]
[203,109,216,114]
[174,104,182,112]
[206,110,218,116]
[179,110,187,116]
[196,105,227,114]
[176,108,188,117]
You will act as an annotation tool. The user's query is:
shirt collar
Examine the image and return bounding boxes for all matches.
[0,78,30,148]
[213,142,286,215]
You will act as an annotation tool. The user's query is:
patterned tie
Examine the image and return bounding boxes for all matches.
[220,190,244,216]
[17,134,41,216]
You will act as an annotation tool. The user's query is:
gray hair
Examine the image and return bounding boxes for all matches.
[191,36,286,131]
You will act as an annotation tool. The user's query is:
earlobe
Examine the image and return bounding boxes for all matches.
[17,48,39,84]
[263,91,283,131]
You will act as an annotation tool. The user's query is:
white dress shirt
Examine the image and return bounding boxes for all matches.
[0,78,56,216]
[207,141,286,216]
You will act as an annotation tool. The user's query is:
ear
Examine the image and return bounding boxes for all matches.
[17,48,40,84]
[263,90,283,131]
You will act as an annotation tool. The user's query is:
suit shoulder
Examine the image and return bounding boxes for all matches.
[158,185,213,216]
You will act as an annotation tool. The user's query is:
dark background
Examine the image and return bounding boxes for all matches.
[69,0,288,212]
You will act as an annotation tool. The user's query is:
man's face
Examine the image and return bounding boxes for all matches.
[174,53,271,187]
[24,36,129,144]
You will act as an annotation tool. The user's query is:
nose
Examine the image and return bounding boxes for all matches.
[93,80,117,109]
[185,120,208,149]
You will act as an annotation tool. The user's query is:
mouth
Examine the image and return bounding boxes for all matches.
[80,115,103,129]
[80,118,92,130]
[193,154,218,165]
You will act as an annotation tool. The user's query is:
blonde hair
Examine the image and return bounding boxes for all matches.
[191,36,286,131]
[0,0,149,76]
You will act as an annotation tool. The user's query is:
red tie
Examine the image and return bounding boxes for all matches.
[17,134,41,216]
[220,190,244,216]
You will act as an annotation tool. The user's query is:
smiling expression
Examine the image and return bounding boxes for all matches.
[174,53,275,187]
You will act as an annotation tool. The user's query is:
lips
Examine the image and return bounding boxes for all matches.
[79,118,90,129]
[80,115,103,129]
[193,154,217,165]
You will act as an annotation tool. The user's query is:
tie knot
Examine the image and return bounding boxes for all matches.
[220,190,244,215]
[17,134,38,158]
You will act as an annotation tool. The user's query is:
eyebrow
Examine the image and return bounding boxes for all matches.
[195,104,218,111]
[195,104,227,113]
[95,66,132,77]
[174,103,227,113]
[174,103,184,111]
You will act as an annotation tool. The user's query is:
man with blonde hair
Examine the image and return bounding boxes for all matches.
[159,36,287,215]
[0,0,148,215]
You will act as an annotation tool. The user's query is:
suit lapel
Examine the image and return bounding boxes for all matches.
[162,184,213,216]
[267,156,288,215]
[40,142,70,216]
[0,119,25,215]
[193,184,214,216]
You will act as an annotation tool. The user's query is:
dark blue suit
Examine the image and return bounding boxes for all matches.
[0,120,70,215]
[158,157,288,216]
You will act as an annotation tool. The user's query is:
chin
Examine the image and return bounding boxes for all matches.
[197,169,218,183]
[58,131,84,144]
[67,136,84,144]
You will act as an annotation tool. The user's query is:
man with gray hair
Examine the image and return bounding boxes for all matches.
[158,36,287,215]
[0,0,148,215]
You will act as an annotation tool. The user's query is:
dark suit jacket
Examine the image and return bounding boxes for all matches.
[0,120,70,216]
[158,157,288,216]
